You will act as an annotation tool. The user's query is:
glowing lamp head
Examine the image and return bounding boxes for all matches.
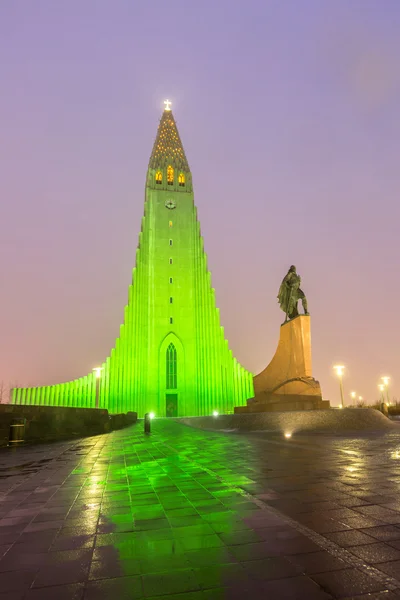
[358,396,363,401]
[338,404,343,409]
[350,391,356,399]
[378,384,385,391]
[92,367,102,379]
[149,412,155,420]
[284,432,292,439]
[382,377,390,386]
[212,411,219,417]
[333,365,345,377]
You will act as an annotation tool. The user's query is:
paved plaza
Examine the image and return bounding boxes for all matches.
[1,420,400,599]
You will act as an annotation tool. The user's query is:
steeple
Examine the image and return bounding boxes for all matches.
[148,103,190,172]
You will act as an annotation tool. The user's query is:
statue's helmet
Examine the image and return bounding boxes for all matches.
[289,265,296,272]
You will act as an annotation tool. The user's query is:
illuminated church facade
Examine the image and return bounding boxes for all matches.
[12,103,254,416]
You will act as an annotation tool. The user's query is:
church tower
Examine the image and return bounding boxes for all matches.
[12,103,254,416]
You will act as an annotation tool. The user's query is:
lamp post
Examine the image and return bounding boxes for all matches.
[333,365,345,408]
[358,396,363,406]
[92,367,103,409]
[350,391,356,406]
[378,383,385,403]
[381,377,390,405]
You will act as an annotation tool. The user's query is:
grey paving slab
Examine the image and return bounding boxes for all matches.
[0,420,399,598]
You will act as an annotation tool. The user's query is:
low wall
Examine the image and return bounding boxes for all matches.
[177,408,398,434]
[0,405,137,447]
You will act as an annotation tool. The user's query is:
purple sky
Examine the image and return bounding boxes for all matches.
[1,1,399,406]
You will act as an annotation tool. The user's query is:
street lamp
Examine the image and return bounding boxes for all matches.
[92,367,103,409]
[378,384,385,403]
[381,377,390,405]
[350,391,356,406]
[333,365,345,408]
[358,396,363,405]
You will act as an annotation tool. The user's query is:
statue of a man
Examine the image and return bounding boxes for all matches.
[277,265,309,322]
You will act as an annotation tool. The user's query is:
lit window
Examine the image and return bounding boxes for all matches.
[170,297,173,303]
[169,277,173,283]
[170,317,173,325]
[169,239,173,246]
[169,258,173,264]
[169,221,173,227]
[167,165,174,185]
[155,171,162,184]
[178,173,185,186]
[166,343,177,388]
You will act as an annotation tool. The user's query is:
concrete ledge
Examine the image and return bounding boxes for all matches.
[177,408,398,434]
[235,396,329,413]
[0,405,137,447]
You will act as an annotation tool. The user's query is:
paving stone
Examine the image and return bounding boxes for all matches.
[50,534,95,550]
[361,525,400,542]
[324,529,377,547]
[338,516,385,529]
[194,563,251,588]
[0,568,38,592]
[311,568,388,598]
[375,559,400,579]
[142,568,201,596]
[349,542,400,563]
[288,550,349,574]
[294,514,351,533]
[218,528,261,545]
[84,576,143,599]
[259,574,333,599]
[33,562,90,587]
[185,547,238,567]
[24,582,85,600]
[388,539,400,550]
[241,555,303,580]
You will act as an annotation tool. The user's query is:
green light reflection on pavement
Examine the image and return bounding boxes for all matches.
[85,419,256,593]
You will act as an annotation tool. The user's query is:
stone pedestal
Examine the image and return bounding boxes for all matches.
[235,315,329,414]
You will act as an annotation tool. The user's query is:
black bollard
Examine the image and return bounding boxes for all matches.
[8,418,26,446]
[144,413,151,434]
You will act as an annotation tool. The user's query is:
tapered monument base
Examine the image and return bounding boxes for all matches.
[235,315,329,414]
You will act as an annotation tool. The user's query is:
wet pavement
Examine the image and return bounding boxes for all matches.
[0,420,400,599]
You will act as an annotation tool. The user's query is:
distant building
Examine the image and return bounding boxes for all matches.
[12,104,253,416]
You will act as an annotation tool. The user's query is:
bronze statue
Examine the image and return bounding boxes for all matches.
[278,265,309,322]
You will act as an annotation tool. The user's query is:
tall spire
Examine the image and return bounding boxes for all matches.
[148,102,190,172]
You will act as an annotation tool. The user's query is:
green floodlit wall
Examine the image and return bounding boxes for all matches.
[12,109,254,417]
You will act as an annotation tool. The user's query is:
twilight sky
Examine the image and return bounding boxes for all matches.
[1,0,399,406]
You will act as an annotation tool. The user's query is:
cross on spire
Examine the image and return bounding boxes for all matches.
[164,99,172,111]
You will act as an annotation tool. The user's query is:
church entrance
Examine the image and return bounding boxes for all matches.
[166,393,178,417]
[165,343,178,417]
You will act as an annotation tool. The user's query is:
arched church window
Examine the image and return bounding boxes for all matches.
[155,171,162,184]
[178,173,185,186]
[167,165,174,185]
[166,343,177,389]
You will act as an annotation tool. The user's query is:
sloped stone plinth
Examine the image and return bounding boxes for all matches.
[237,314,329,414]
